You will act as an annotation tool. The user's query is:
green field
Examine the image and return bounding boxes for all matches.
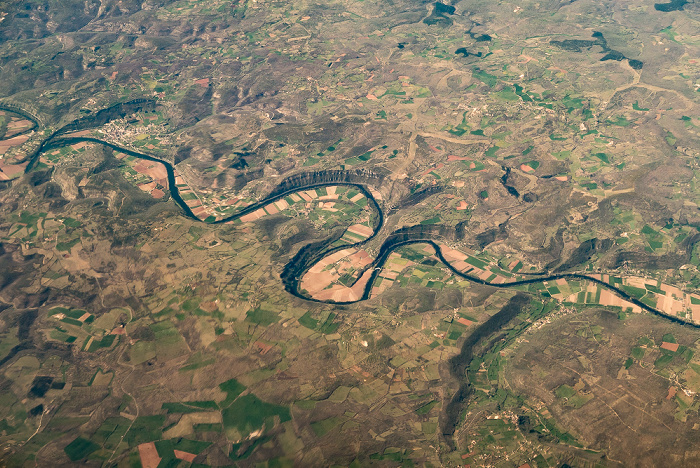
[222,394,291,436]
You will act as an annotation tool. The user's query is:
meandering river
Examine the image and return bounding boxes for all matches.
[12,118,700,446]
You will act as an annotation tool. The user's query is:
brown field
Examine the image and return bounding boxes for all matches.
[312,269,373,302]
[174,450,197,462]
[346,223,373,238]
[0,134,28,155]
[138,442,161,468]
[661,342,679,352]
[0,160,27,180]
[301,247,375,301]
[4,119,33,138]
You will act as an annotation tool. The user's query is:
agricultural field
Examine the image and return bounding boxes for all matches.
[238,185,373,229]
[504,307,700,466]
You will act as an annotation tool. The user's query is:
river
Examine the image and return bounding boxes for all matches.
[14,125,700,450]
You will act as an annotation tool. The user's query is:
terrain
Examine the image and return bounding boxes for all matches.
[0,0,700,466]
